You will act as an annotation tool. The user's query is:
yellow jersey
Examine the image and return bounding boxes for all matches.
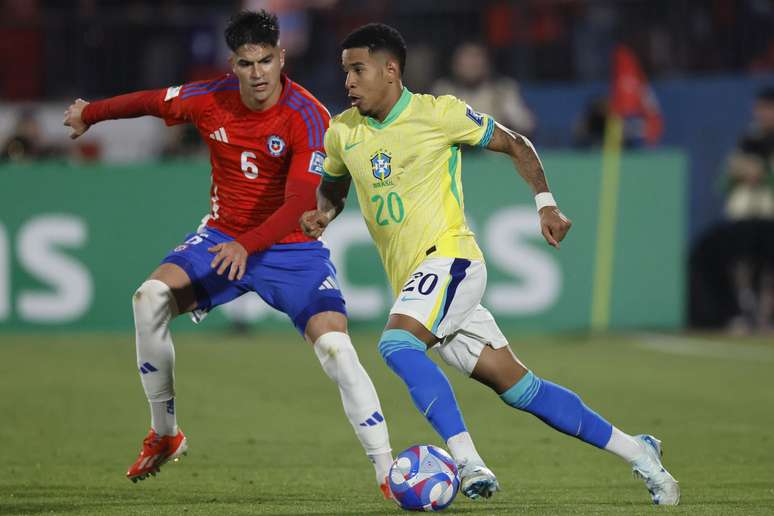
[322,88,494,295]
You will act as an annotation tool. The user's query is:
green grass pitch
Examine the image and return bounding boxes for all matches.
[1,331,772,515]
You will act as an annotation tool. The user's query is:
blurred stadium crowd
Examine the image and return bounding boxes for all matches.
[2,0,774,100]
[1,0,773,333]
[3,0,774,157]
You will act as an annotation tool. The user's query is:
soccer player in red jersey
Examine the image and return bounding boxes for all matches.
[63,11,393,495]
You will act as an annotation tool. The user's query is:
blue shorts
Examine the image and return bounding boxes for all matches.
[161,227,346,334]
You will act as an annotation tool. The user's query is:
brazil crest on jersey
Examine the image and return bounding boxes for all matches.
[322,88,495,295]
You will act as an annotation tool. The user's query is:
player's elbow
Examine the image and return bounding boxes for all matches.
[508,130,537,158]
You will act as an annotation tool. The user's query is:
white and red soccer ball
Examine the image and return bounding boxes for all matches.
[388,444,460,512]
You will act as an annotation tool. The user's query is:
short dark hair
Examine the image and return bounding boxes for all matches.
[756,86,774,103]
[225,10,279,51]
[341,23,407,73]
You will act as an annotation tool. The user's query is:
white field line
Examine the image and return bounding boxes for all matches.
[632,333,774,363]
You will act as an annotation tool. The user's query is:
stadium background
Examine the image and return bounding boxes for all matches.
[1,1,773,514]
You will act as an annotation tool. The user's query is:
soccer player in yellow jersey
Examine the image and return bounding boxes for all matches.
[301,23,679,505]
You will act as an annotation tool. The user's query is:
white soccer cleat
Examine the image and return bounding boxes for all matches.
[631,434,680,505]
[458,461,500,500]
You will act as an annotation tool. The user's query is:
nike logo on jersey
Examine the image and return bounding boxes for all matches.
[209,127,229,143]
[399,296,422,302]
[344,140,363,151]
[318,275,339,291]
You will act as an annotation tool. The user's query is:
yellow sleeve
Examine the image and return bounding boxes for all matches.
[321,124,349,182]
[436,95,495,147]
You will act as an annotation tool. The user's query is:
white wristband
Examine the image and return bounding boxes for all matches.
[534,192,556,211]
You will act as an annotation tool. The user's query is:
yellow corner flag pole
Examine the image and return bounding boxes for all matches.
[591,114,623,332]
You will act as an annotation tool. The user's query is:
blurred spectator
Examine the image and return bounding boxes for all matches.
[573,95,655,150]
[1,109,54,162]
[432,42,535,137]
[573,97,608,148]
[725,89,774,221]
[723,87,774,333]
[403,43,437,95]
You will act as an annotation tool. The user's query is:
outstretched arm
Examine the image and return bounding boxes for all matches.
[300,176,352,238]
[63,89,167,139]
[486,123,572,248]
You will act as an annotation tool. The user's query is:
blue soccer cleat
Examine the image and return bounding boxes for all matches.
[632,434,680,505]
[458,461,500,500]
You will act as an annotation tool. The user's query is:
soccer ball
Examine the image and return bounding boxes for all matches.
[388,445,460,512]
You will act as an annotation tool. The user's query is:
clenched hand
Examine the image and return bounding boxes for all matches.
[539,206,572,249]
[300,209,333,239]
[63,99,90,139]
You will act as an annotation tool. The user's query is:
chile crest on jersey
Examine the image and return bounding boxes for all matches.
[267,134,287,157]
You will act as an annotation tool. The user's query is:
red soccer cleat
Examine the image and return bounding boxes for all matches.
[380,477,393,500]
[126,428,188,482]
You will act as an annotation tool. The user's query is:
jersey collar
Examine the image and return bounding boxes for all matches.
[366,87,412,129]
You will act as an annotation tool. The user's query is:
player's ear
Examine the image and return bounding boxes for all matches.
[385,58,399,84]
[279,47,286,69]
[228,54,236,73]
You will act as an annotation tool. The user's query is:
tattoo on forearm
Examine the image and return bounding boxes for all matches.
[511,132,549,194]
[488,123,549,194]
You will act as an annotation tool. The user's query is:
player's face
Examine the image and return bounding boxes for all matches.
[230,43,285,110]
[342,48,396,118]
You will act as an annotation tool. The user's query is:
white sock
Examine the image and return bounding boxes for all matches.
[604,426,644,463]
[133,280,179,433]
[150,399,178,436]
[446,431,484,466]
[369,452,394,484]
[314,332,392,483]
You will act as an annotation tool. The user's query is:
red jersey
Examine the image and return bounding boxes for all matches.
[82,74,329,253]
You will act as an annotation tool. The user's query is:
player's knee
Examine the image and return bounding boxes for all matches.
[377,329,426,362]
[499,370,541,409]
[132,279,177,326]
[314,331,360,386]
[435,340,477,376]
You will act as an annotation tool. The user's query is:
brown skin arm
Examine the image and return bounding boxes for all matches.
[300,176,352,238]
[486,123,572,248]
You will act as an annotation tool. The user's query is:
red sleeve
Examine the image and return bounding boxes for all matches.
[82,81,213,126]
[81,89,165,125]
[234,104,330,254]
[233,169,319,254]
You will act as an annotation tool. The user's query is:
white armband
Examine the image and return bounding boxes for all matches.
[534,192,557,211]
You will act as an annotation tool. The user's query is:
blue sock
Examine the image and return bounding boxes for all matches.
[378,329,467,441]
[500,371,613,448]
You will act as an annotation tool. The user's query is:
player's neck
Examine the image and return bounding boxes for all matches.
[240,80,283,112]
[372,83,404,123]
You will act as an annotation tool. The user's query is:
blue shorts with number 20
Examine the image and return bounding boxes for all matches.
[161,227,346,334]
